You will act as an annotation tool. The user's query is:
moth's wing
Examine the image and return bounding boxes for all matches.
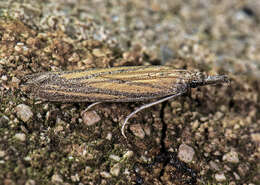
[21,66,191,102]
[73,66,190,102]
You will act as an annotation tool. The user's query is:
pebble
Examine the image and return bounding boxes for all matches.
[54,125,64,133]
[178,144,195,163]
[215,173,226,182]
[93,48,105,57]
[251,133,260,143]
[209,161,220,171]
[129,124,145,139]
[223,151,239,163]
[15,104,33,122]
[106,132,112,140]
[14,133,26,142]
[1,75,7,81]
[51,174,63,183]
[100,171,111,178]
[3,179,15,185]
[82,111,101,126]
[11,76,20,83]
[110,163,121,176]
[109,154,120,162]
[71,173,80,182]
[68,53,80,63]
[85,166,92,173]
[0,150,5,157]
[25,179,36,185]
[123,150,134,159]
[233,172,240,180]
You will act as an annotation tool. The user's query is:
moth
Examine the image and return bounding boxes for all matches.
[21,65,229,138]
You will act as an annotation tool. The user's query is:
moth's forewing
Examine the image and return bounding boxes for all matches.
[22,66,192,102]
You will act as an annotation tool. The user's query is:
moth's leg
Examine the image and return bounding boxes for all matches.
[121,92,183,138]
[81,102,102,116]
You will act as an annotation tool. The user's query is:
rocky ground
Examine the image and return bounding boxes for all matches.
[0,0,259,184]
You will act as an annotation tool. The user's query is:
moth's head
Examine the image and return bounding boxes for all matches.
[189,72,229,88]
[188,72,205,88]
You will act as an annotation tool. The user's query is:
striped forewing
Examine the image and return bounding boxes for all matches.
[22,66,193,102]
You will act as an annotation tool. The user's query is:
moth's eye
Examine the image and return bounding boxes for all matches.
[190,79,204,88]
[190,81,198,88]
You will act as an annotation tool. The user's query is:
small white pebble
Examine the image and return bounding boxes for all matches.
[1,75,7,81]
[215,173,226,182]
[68,53,80,63]
[0,150,5,157]
[129,124,145,139]
[71,173,80,182]
[15,104,33,122]
[140,155,148,163]
[233,172,240,180]
[223,151,239,163]
[109,154,120,162]
[12,77,20,83]
[251,133,260,143]
[123,150,134,159]
[54,125,64,133]
[82,111,101,126]
[14,133,26,142]
[93,48,106,57]
[178,144,195,163]
[85,166,92,173]
[123,168,130,175]
[24,156,31,161]
[51,174,63,183]
[110,163,121,176]
[106,132,112,140]
[25,179,36,185]
[100,171,111,178]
